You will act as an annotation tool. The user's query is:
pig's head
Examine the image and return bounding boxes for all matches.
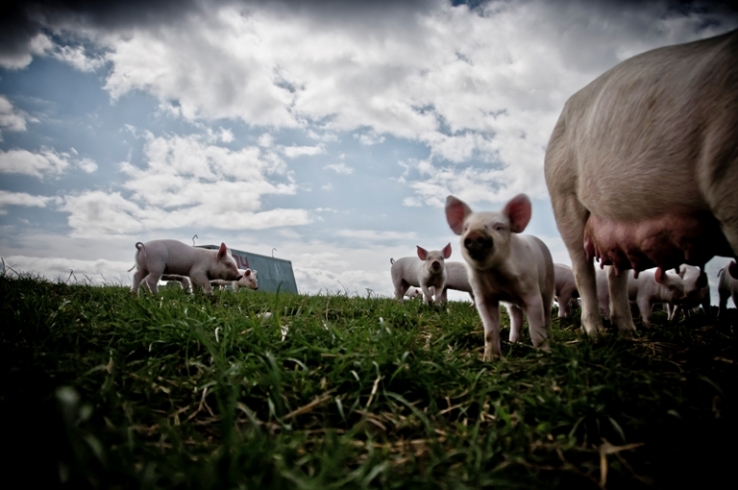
[237,269,259,290]
[655,268,686,303]
[678,264,708,301]
[211,243,242,281]
[445,194,531,271]
[417,243,452,275]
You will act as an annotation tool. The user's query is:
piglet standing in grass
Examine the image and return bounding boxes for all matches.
[390,244,452,305]
[446,194,555,361]
[131,240,241,296]
[718,261,738,318]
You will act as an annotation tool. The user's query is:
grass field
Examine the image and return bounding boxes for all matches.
[2,274,736,489]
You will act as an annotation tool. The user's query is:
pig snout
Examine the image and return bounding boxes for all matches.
[431,260,442,272]
[463,230,493,260]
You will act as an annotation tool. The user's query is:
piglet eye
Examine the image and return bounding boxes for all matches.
[494,224,504,231]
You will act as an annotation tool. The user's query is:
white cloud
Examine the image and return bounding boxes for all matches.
[357,133,386,146]
[0,148,71,178]
[324,162,354,175]
[281,145,325,158]
[52,44,106,72]
[1,255,133,286]
[322,183,333,191]
[76,158,98,173]
[257,133,274,147]
[0,96,36,137]
[336,229,417,242]
[0,191,52,215]
[59,133,313,237]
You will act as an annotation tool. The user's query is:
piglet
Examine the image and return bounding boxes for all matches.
[718,261,738,318]
[627,267,685,327]
[212,269,259,292]
[390,244,452,305]
[666,265,710,320]
[446,194,555,361]
[440,261,476,306]
[553,263,579,318]
[131,240,241,296]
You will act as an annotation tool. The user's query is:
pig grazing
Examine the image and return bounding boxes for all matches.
[718,261,738,317]
[627,268,685,327]
[445,194,555,361]
[554,263,579,318]
[666,265,710,320]
[391,244,452,305]
[211,269,259,291]
[544,29,738,337]
[131,240,241,296]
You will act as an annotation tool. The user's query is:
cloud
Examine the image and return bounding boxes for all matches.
[281,145,325,158]
[59,133,313,236]
[0,147,99,178]
[336,229,418,242]
[0,148,71,177]
[324,162,354,175]
[0,190,52,215]
[0,96,36,137]
[357,133,386,146]
[1,255,134,286]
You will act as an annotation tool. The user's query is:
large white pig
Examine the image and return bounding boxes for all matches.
[718,261,738,317]
[445,194,555,361]
[627,268,685,327]
[544,29,738,337]
[131,240,241,296]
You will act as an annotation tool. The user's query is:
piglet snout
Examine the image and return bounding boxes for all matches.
[431,260,442,272]
[464,231,493,260]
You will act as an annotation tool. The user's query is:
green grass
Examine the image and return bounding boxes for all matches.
[2,274,736,489]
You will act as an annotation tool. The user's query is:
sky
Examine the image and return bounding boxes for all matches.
[1,0,737,302]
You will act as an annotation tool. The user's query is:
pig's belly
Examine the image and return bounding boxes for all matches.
[583,210,733,275]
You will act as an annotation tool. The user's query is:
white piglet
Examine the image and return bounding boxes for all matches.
[390,244,452,305]
[553,263,579,318]
[440,261,476,306]
[445,194,555,361]
[718,261,738,317]
[211,269,259,292]
[627,268,685,327]
[667,265,710,320]
[131,240,241,296]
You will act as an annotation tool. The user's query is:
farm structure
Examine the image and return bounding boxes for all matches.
[195,245,298,294]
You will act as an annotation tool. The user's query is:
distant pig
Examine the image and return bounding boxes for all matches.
[390,244,452,305]
[160,274,193,292]
[553,263,579,318]
[666,265,710,320]
[446,193,555,361]
[627,268,685,327]
[405,287,423,299]
[718,261,738,317]
[211,269,259,292]
[131,240,241,296]
[440,261,476,306]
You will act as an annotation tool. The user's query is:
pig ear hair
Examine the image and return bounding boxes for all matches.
[442,242,452,259]
[503,194,531,233]
[244,269,252,276]
[218,243,228,259]
[417,246,428,260]
[445,196,472,235]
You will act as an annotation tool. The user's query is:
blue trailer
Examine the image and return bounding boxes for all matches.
[196,245,298,294]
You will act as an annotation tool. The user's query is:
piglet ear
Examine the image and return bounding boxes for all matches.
[244,269,252,277]
[218,242,228,259]
[503,194,531,233]
[654,268,666,284]
[442,242,452,259]
[417,246,428,260]
[445,196,472,236]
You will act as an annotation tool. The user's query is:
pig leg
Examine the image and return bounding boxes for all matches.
[143,273,161,295]
[394,280,409,301]
[636,297,653,328]
[607,266,636,336]
[191,273,213,295]
[718,287,729,317]
[507,303,524,343]
[667,304,680,321]
[553,196,605,336]
[131,267,148,295]
[476,298,501,361]
[525,294,550,351]
[420,284,434,305]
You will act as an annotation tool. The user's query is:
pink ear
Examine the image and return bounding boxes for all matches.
[218,242,227,259]
[654,268,665,284]
[417,246,428,260]
[244,269,251,276]
[502,194,531,233]
[442,242,452,259]
[445,196,472,235]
